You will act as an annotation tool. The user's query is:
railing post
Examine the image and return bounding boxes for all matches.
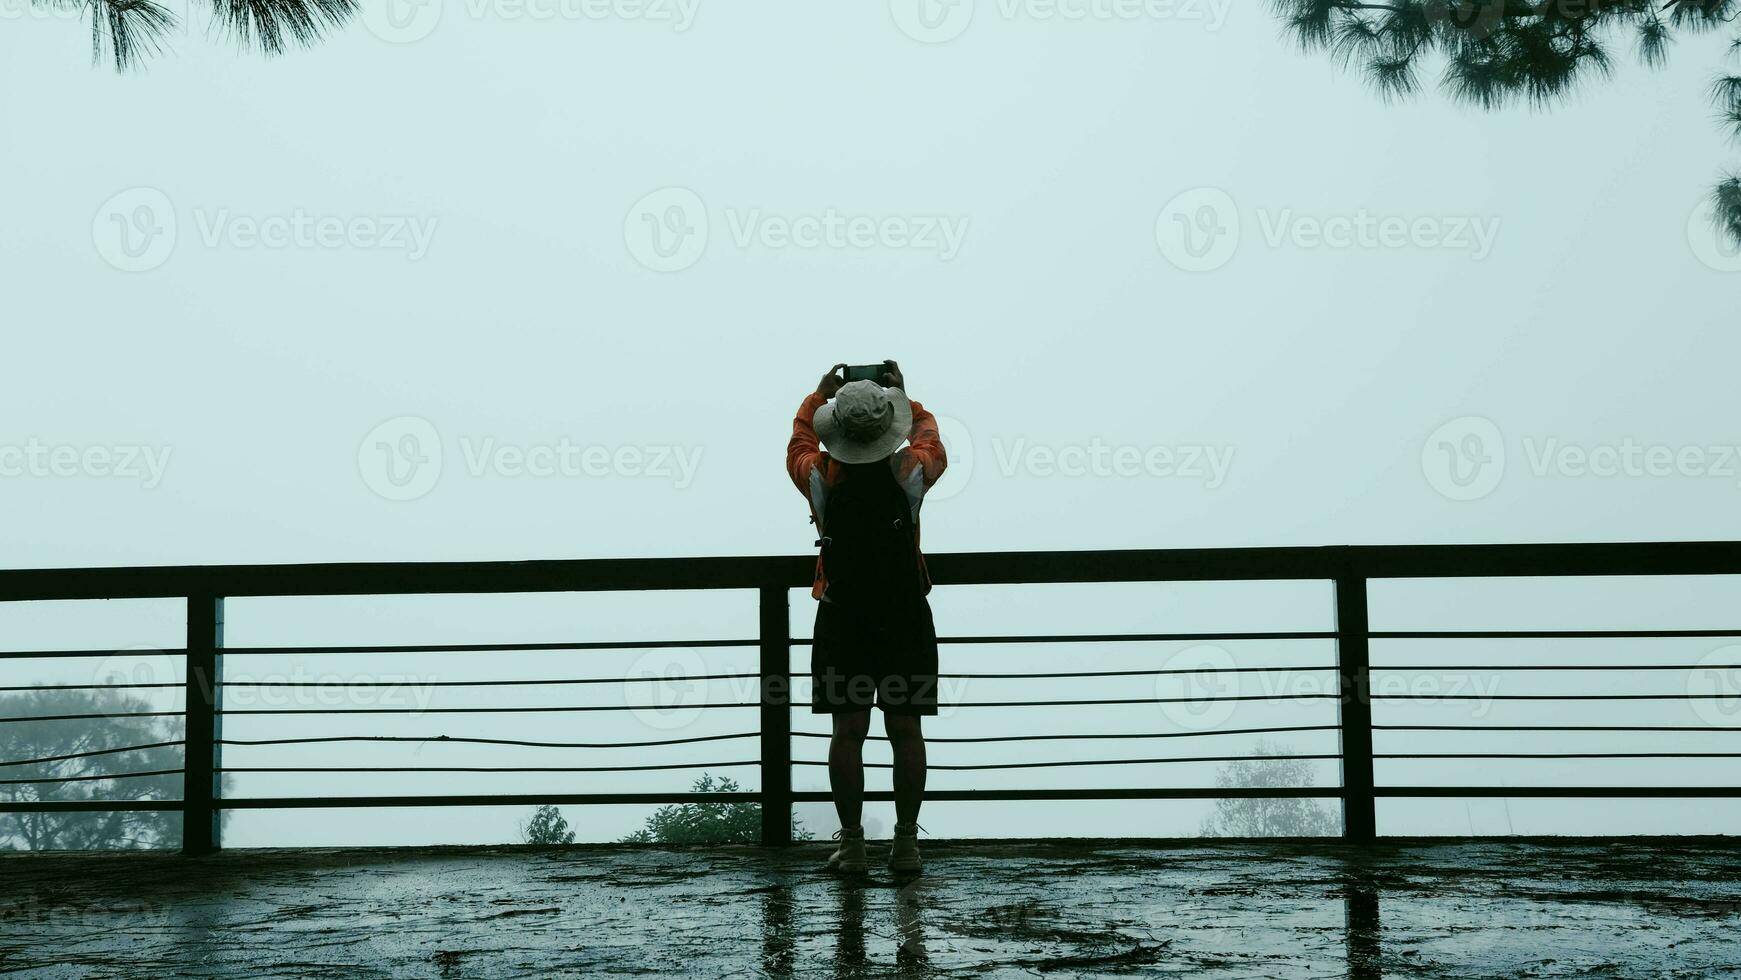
[182,594,224,855]
[1335,577,1376,842]
[759,586,793,847]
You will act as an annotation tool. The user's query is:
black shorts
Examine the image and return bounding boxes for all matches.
[809,594,939,716]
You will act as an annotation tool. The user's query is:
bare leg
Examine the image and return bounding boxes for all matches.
[884,714,927,825]
[829,710,871,828]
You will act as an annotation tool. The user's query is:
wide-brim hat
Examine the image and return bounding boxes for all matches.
[814,380,913,464]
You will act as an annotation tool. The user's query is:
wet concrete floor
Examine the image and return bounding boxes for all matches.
[3,837,1740,978]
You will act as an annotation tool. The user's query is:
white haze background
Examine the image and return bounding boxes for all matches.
[2,0,1739,845]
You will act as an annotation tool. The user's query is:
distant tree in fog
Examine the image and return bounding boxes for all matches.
[519,805,576,845]
[621,773,814,844]
[0,688,211,851]
[1198,741,1339,838]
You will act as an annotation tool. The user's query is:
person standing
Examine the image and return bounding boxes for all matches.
[786,360,947,875]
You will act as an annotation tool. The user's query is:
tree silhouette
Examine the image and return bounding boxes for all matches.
[620,773,815,844]
[54,0,356,72]
[1271,0,1741,242]
[519,804,576,845]
[1198,741,1340,838]
[0,687,213,850]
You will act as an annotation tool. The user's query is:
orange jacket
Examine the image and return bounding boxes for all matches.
[787,390,948,601]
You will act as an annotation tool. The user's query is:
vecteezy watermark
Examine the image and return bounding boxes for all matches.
[914,415,1228,502]
[1421,416,1505,502]
[1155,186,1500,271]
[0,439,172,488]
[91,646,182,693]
[625,646,972,727]
[363,0,698,44]
[1420,0,1505,38]
[1687,195,1741,273]
[357,415,704,501]
[623,186,970,272]
[220,668,439,711]
[191,209,438,259]
[90,647,437,711]
[456,437,703,486]
[0,0,87,20]
[626,649,711,731]
[1156,645,1503,731]
[92,187,177,273]
[1689,644,1741,727]
[92,187,439,271]
[1157,644,1241,731]
[991,437,1233,487]
[358,416,443,502]
[1423,416,1741,501]
[888,0,1231,43]
[920,413,975,503]
[623,186,709,272]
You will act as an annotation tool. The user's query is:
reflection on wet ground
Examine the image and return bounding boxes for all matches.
[4,838,1740,977]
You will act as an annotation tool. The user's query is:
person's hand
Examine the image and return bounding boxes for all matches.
[881,359,905,391]
[817,363,847,399]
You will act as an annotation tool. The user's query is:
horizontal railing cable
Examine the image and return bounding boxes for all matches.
[1370,663,1741,671]
[13,664,1730,694]
[0,648,188,661]
[0,693,1344,719]
[222,639,757,655]
[209,754,1347,775]
[0,711,182,723]
[937,631,1337,643]
[216,761,759,774]
[791,753,1343,770]
[202,667,1335,685]
[210,701,758,715]
[1371,629,1741,639]
[217,733,757,749]
[20,742,1726,777]
[0,769,182,785]
[779,753,1741,768]
[791,724,1342,743]
[936,665,1333,679]
[200,666,1333,685]
[0,741,185,767]
[0,683,185,692]
[939,694,1340,707]
[790,631,1338,646]
[1373,693,1741,700]
[1373,751,1741,759]
[214,673,759,688]
[15,751,1741,784]
[1374,724,1741,732]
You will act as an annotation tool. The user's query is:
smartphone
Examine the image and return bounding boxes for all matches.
[842,363,887,384]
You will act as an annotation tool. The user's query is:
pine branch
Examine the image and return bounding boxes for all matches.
[206,0,358,58]
[1713,175,1741,243]
[89,0,178,72]
[1638,16,1673,65]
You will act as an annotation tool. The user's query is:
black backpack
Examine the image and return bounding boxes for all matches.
[818,460,922,605]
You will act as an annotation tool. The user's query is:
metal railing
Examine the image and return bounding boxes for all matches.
[3,540,1740,854]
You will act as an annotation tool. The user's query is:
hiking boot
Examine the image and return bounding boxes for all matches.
[888,821,923,875]
[825,825,867,874]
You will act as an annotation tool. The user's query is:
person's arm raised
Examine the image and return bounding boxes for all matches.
[787,364,845,494]
[904,396,947,492]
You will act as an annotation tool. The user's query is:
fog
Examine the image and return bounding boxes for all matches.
[2,1,1738,846]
